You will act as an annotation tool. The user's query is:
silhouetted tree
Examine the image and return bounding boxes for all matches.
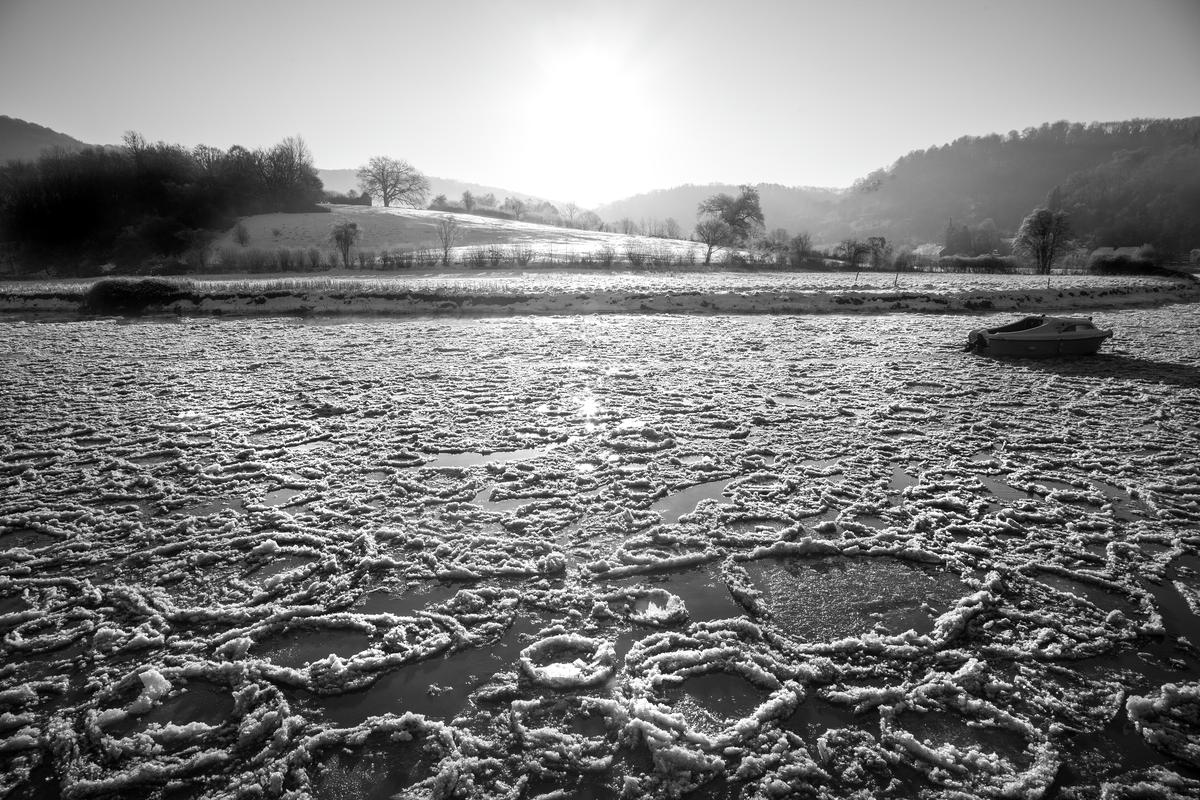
[461,190,476,212]
[1014,207,1072,274]
[259,135,322,211]
[355,156,429,208]
[330,221,360,268]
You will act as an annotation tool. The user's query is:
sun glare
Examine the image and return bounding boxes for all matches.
[520,41,653,204]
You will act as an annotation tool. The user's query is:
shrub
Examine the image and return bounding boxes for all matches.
[596,245,616,268]
[83,278,193,314]
[464,247,491,269]
[306,247,322,270]
[510,245,536,266]
[233,222,251,246]
[648,246,672,267]
[242,248,278,272]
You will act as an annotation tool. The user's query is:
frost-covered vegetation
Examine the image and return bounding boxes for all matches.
[2,271,1197,319]
[2,306,1200,798]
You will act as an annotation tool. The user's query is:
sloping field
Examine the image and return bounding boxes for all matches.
[223,205,709,262]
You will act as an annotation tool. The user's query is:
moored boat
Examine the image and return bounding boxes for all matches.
[966,315,1112,357]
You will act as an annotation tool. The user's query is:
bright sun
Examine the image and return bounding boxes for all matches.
[520,42,653,205]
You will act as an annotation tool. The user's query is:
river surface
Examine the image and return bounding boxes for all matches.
[1,307,1199,798]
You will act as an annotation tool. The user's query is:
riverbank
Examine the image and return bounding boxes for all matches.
[2,272,1197,317]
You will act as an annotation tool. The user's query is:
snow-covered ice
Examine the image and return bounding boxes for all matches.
[2,302,1200,798]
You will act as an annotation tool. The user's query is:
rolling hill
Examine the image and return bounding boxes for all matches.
[0,116,90,163]
[595,183,842,240]
[595,118,1200,254]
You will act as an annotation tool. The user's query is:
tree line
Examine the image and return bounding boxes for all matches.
[0,133,324,273]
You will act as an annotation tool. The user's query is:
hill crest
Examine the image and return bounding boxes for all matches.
[0,116,90,163]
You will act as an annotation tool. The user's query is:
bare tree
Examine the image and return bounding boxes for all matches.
[434,216,462,265]
[461,191,476,212]
[122,130,147,155]
[1014,207,1072,274]
[192,144,224,174]
[330,221,360,268]
[697,185,765,244]
[789,232,813,265]
[695,219,734,265]
[835,238,872,269]
[563,202,580,228]
[356,156,430,208]
[664,218,682,240]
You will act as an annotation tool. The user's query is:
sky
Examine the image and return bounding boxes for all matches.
[1,0,1198,207]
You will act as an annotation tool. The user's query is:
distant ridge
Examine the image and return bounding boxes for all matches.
[595,183,841,237]
[594,117,1200,251]
[0,116,90,163]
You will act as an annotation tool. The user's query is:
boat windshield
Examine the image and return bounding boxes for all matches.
[989,316,1045,334]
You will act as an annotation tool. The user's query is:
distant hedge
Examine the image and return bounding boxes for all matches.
[1088,251,1158,274]
[935,254,1020,273]
[82,278,194,314]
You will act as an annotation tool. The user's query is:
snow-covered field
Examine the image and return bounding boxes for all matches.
[2,306,1200,799]
[213,206,715,263]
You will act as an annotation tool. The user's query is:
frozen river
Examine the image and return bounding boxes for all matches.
[2,307,1199,799]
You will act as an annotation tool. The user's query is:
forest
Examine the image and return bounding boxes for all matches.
[838,117,1200,257]
[0,133,324,273]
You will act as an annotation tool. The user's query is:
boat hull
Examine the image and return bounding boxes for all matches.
[975,332,1111,357]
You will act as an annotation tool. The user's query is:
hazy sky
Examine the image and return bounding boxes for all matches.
[2,0,1198,206]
